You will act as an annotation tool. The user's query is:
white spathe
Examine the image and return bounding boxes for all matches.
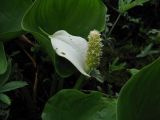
[49,30,90,77]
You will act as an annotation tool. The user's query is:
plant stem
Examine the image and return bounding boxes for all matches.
[33,69,38,102]
[73,75,87,89]
[107,14,121,37]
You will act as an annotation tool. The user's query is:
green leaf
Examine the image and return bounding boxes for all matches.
[0,60,12,87]
[22,0,106,37]
[22,0,106,77]
[42,89,117,120]
[117,58,160,120]
[0,42,7,74]
[0,81,27,93]
[109,57,126,73]
[0,93,11,105]
[90,69,104,83]
[118,0,149,13]
[128,68,139,76]
[136,43,159,58]
[0,0,32,41]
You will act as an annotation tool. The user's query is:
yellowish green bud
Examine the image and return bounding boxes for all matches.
[85,30,103,71]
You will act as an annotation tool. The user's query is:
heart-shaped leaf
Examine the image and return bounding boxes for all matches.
[42,89,117,120]
[0,0,32,41]
[117,58,160,120]
[22,0,107,77]
[22,0,106,37]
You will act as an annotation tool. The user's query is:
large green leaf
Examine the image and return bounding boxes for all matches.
[117,58,160,120]
[0,0,32,41]
[42,89,117,120]
[118,0,149,13]
[22,0,106,77]
[0,42,7,74]
[22,0,106,37]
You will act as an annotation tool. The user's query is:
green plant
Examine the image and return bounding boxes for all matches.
[109,57,126,73]
[42,89,117,120]
[0,0,160,120]
[0,60,27,105]
[42,57,160,120]
[117,58,160,120]
[118,0,150,13]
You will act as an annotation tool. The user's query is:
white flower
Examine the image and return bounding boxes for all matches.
[49,30,102,77]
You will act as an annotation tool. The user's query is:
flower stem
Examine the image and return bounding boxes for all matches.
[107,14,121,37]
[73,75,87,89]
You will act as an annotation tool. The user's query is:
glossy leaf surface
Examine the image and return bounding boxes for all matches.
[0,0,32,41]
[42,89,117,120]
[22,0,106,37]
[117,58,160,120]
